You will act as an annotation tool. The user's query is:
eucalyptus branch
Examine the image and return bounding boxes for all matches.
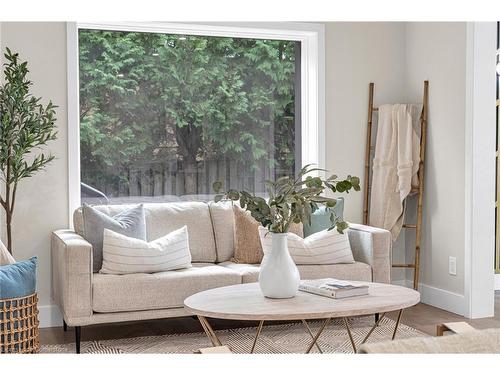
[213,164,360,234]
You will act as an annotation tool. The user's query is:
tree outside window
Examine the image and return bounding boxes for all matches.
[79,29,300,203]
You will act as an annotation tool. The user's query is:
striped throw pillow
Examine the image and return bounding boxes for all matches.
[100,226,192,274]
[258,226,354,265]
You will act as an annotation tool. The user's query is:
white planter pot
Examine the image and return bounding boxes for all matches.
[258,232,300,298]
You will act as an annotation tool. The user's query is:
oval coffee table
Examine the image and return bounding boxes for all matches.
[184,282,420,353]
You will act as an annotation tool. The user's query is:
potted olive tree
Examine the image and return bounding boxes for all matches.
[0,48,57,254]
[214,164,360,298]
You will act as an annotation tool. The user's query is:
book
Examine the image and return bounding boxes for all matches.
[299,278,369,299]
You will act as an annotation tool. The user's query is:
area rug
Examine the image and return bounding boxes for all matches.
[41,316,426,354]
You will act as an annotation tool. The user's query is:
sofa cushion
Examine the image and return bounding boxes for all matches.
[100,227,192,275]
[0,240,15,266]
[233,205,303,264]
[218,261,372,284]
[218,261,260,283]
[302,198,345,237]
[92,263,241,313]
[259,226,355,265]
[82,204,147,272]
[144,202,216,262]
[75,202,217,263]
[208,201,235,262]
[0,257,37,299]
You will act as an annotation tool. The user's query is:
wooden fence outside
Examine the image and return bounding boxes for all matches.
[86,159,293,199]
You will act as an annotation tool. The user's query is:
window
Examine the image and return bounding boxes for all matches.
[68,23,324,215]
[78,28,301,204]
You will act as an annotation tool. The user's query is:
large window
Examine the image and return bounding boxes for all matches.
[78,28,302,204]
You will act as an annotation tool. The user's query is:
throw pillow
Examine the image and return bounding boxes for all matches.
[0,240,15,266]
[0,257,37,299]
[232,205,303,264]
[100,226,192,274]
[302,198,344,237]
[259,226,354,265]
[82,203,147,272]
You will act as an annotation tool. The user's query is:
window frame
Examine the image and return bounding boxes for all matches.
[66,21,325,223]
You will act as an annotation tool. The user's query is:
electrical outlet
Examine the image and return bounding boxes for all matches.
[449,256,457,276]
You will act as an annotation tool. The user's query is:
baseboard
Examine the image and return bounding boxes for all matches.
[418,283,466,316]
[39,304,63,328]
[392,279,466,316]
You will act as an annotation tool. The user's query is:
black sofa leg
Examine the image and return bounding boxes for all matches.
[374,313,380,323]
[63,320,67,332]
[75,326,81,354]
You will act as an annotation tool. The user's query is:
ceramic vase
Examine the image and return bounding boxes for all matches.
[258,232,300,298]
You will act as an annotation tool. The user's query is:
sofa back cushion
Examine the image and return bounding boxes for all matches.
[208,201,235,262]
[74,202,217,263]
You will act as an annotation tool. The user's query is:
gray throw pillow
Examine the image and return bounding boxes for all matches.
[82,204,146,272]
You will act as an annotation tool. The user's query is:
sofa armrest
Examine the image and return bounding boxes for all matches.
[51,230,93,324]
[347,223,392,284]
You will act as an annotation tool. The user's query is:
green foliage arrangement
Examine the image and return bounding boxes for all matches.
[79,30,298,195]
[0,48,57,253]
[213,165,360,234]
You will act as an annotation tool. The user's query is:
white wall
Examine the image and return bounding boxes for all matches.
[405,23,467,297]
[325,22,407,222]
[325,22,408,281]
[0,23,69,325]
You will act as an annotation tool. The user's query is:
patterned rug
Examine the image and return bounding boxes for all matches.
[41,316,426,354]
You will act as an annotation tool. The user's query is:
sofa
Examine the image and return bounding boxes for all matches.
[51,201,391,350]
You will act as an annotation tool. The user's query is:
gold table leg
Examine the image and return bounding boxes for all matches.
[343,317,357,353]
[197,316,222,347]
[197,311,404,354]
[392,309,403,340]
[302,320,323,353]
[361,312,386,345]
[250,320,265,354]
[305,318,331,354]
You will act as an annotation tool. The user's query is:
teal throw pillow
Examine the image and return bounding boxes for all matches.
[303,198,345,237]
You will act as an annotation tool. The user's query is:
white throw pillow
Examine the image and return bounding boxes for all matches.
[100,226,192,274]
[258,226,355,265]
[0,240,15,266]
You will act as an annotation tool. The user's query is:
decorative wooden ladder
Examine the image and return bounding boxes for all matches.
[362,81,429,290]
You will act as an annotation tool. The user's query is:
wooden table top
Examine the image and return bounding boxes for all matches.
[184,282,420,321]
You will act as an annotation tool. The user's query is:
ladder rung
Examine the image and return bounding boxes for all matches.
[392,264,416,268]
[403,224,417,229]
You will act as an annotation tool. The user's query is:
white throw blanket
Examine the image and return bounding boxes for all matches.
[369,104,422,240]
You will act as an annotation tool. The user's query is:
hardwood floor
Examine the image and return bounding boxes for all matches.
[40,291,500,347]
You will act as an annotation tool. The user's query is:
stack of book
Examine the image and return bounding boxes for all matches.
[299,278,369,299]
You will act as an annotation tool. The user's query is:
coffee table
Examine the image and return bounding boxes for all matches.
[184,281,420,353]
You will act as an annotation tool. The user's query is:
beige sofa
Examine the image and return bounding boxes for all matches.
[51,201,391,351]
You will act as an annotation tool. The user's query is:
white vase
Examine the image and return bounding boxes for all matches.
[258,232,300,298]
